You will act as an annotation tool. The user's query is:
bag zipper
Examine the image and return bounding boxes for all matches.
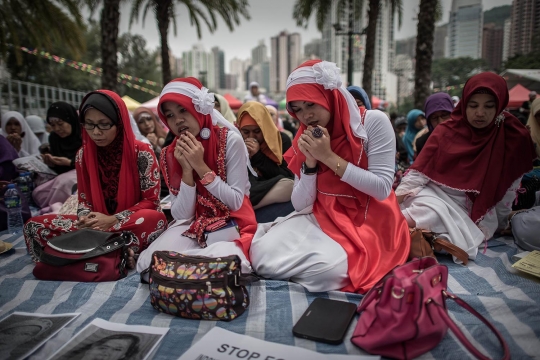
[150,272,230,293]
[154,252,239,264]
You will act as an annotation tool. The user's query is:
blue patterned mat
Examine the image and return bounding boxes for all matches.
[1,231,539,359]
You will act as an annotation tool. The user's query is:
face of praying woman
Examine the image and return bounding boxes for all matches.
[466,93,497,129]
[80,338,133,360]
[5,118,22,135]
[162,101,201,138]
[83,108,118,147]
[241,125,265,144]
[48,117,73,138]
[288,101,331,129]
[136,113,155,136]
[414,115,426,130]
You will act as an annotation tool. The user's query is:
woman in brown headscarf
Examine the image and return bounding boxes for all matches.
[237,102,294,211]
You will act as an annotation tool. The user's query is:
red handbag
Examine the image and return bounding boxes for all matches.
[351,257,510,360]
[32,229,129,282]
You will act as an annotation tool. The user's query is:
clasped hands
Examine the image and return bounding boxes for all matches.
[298,126,333,168]
[245,138,260,158]
[77,212,118,231]
[173,132,205,172]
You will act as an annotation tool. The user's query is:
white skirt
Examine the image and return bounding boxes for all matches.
[249,207,349,292]
[137,219,252,278]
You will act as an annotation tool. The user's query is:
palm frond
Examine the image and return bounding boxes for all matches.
[390,0,403,28]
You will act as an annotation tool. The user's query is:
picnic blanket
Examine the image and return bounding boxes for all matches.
[1,231,539,359]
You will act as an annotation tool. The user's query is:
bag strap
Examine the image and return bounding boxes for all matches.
[432,237,469,265]
[430,292,510,360]
[35,236,126,267]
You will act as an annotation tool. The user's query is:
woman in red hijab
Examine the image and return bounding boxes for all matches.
[136,78,257,276]
[396,72,536,263]
[249,60,410,294]
[24,90,167,268]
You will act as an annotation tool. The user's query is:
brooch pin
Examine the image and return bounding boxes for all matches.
[200,128,211,139]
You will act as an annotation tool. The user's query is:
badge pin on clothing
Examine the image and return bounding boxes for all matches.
[200,128,211,139]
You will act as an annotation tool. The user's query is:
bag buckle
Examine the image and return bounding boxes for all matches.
[234,275,240,287]
[391,287,405,299]
[442,290,455,299]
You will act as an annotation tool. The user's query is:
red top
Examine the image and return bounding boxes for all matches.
[285,60,410,293]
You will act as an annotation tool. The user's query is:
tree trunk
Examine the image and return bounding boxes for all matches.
[157,0,172,85]
[413,0,437,109]
[362,0,379,101]
[100,0,120,92]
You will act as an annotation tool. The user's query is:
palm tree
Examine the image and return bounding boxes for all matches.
[86,0,123,92]
[130,0,250,86]
[293,0,402,100]
[413,0,442,109]
[0,0,85,64]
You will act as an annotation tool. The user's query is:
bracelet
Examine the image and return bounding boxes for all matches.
[335,157,342,176]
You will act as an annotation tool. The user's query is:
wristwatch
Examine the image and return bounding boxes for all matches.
[200,171,216,186]
[301,162,318,175]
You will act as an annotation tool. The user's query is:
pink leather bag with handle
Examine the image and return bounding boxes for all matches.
[351,257,510,360]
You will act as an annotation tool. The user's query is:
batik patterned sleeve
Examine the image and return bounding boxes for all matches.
[75,148,93,218]
[120,143,161,215]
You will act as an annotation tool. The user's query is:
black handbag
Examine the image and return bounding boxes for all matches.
[32,229,129,282]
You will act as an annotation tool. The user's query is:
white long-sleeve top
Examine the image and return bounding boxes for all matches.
[291,110,396,211]
[170,131,251,220]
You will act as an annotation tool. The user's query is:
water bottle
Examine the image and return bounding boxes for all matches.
[16,173,31,205]
[23,172,35,205]
[5,184,24,234]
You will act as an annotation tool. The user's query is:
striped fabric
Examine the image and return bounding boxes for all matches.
[1,232,539,359]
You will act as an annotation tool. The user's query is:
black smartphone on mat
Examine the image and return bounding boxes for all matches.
[292,298,357,345]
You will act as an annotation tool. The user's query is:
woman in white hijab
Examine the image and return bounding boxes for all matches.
[1,111,41,156]
[26,115,50,144]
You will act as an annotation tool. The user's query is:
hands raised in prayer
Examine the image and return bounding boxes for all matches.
[298,126,332,168]
[245,138,260,158]
[6,133,22,152]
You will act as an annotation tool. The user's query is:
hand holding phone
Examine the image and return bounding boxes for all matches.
[292,298,357,345]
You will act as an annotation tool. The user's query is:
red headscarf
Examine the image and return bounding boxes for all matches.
[158,77,220,197]
[285,60,367,225]
[78,90,140,214]
[158,78,257,255]
[411,72,537,223]
[284,60,410,293]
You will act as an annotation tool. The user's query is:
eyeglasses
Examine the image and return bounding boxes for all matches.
[83,122,115,130]
[430,113,451,122]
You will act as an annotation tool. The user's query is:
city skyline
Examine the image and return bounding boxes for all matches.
[116,0,511,72]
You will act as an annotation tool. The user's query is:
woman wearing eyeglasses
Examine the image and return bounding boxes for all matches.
[24,91,167,269]
[414,93,453,157]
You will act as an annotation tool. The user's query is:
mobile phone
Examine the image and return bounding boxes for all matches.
[292,298,357,345]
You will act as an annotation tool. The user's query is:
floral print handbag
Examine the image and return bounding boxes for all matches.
[143,251,256,321]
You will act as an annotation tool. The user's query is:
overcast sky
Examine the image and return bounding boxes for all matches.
[116,0,512,72]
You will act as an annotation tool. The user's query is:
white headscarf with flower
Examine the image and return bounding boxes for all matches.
[159,80,256,176]
[286,61,367,140]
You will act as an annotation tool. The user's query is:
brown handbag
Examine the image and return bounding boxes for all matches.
[408,228,469,265]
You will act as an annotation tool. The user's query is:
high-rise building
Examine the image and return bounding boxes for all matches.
[447,0,483,59]
[304,39,323,59]
[482,23,504,70]
[247,62,270,91]
[211,47,225,90]
[225,74,237,90]
[509,0,540,57]
[502,17,512,63]
[182,44,215,89]
[229,57,250,91]
[270,31,302,93]
[396,37,415,59]
[319,1,396,102]
[394,54,414,107]
[252,40,268,65]
[433,24,448,60]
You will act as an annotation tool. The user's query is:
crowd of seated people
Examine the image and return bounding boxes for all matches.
[0,63,537,296]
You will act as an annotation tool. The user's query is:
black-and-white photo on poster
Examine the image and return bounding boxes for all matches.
[49,318,168,360]
[0,312,79,360]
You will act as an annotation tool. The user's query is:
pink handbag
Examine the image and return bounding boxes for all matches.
[351,257,510,360]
